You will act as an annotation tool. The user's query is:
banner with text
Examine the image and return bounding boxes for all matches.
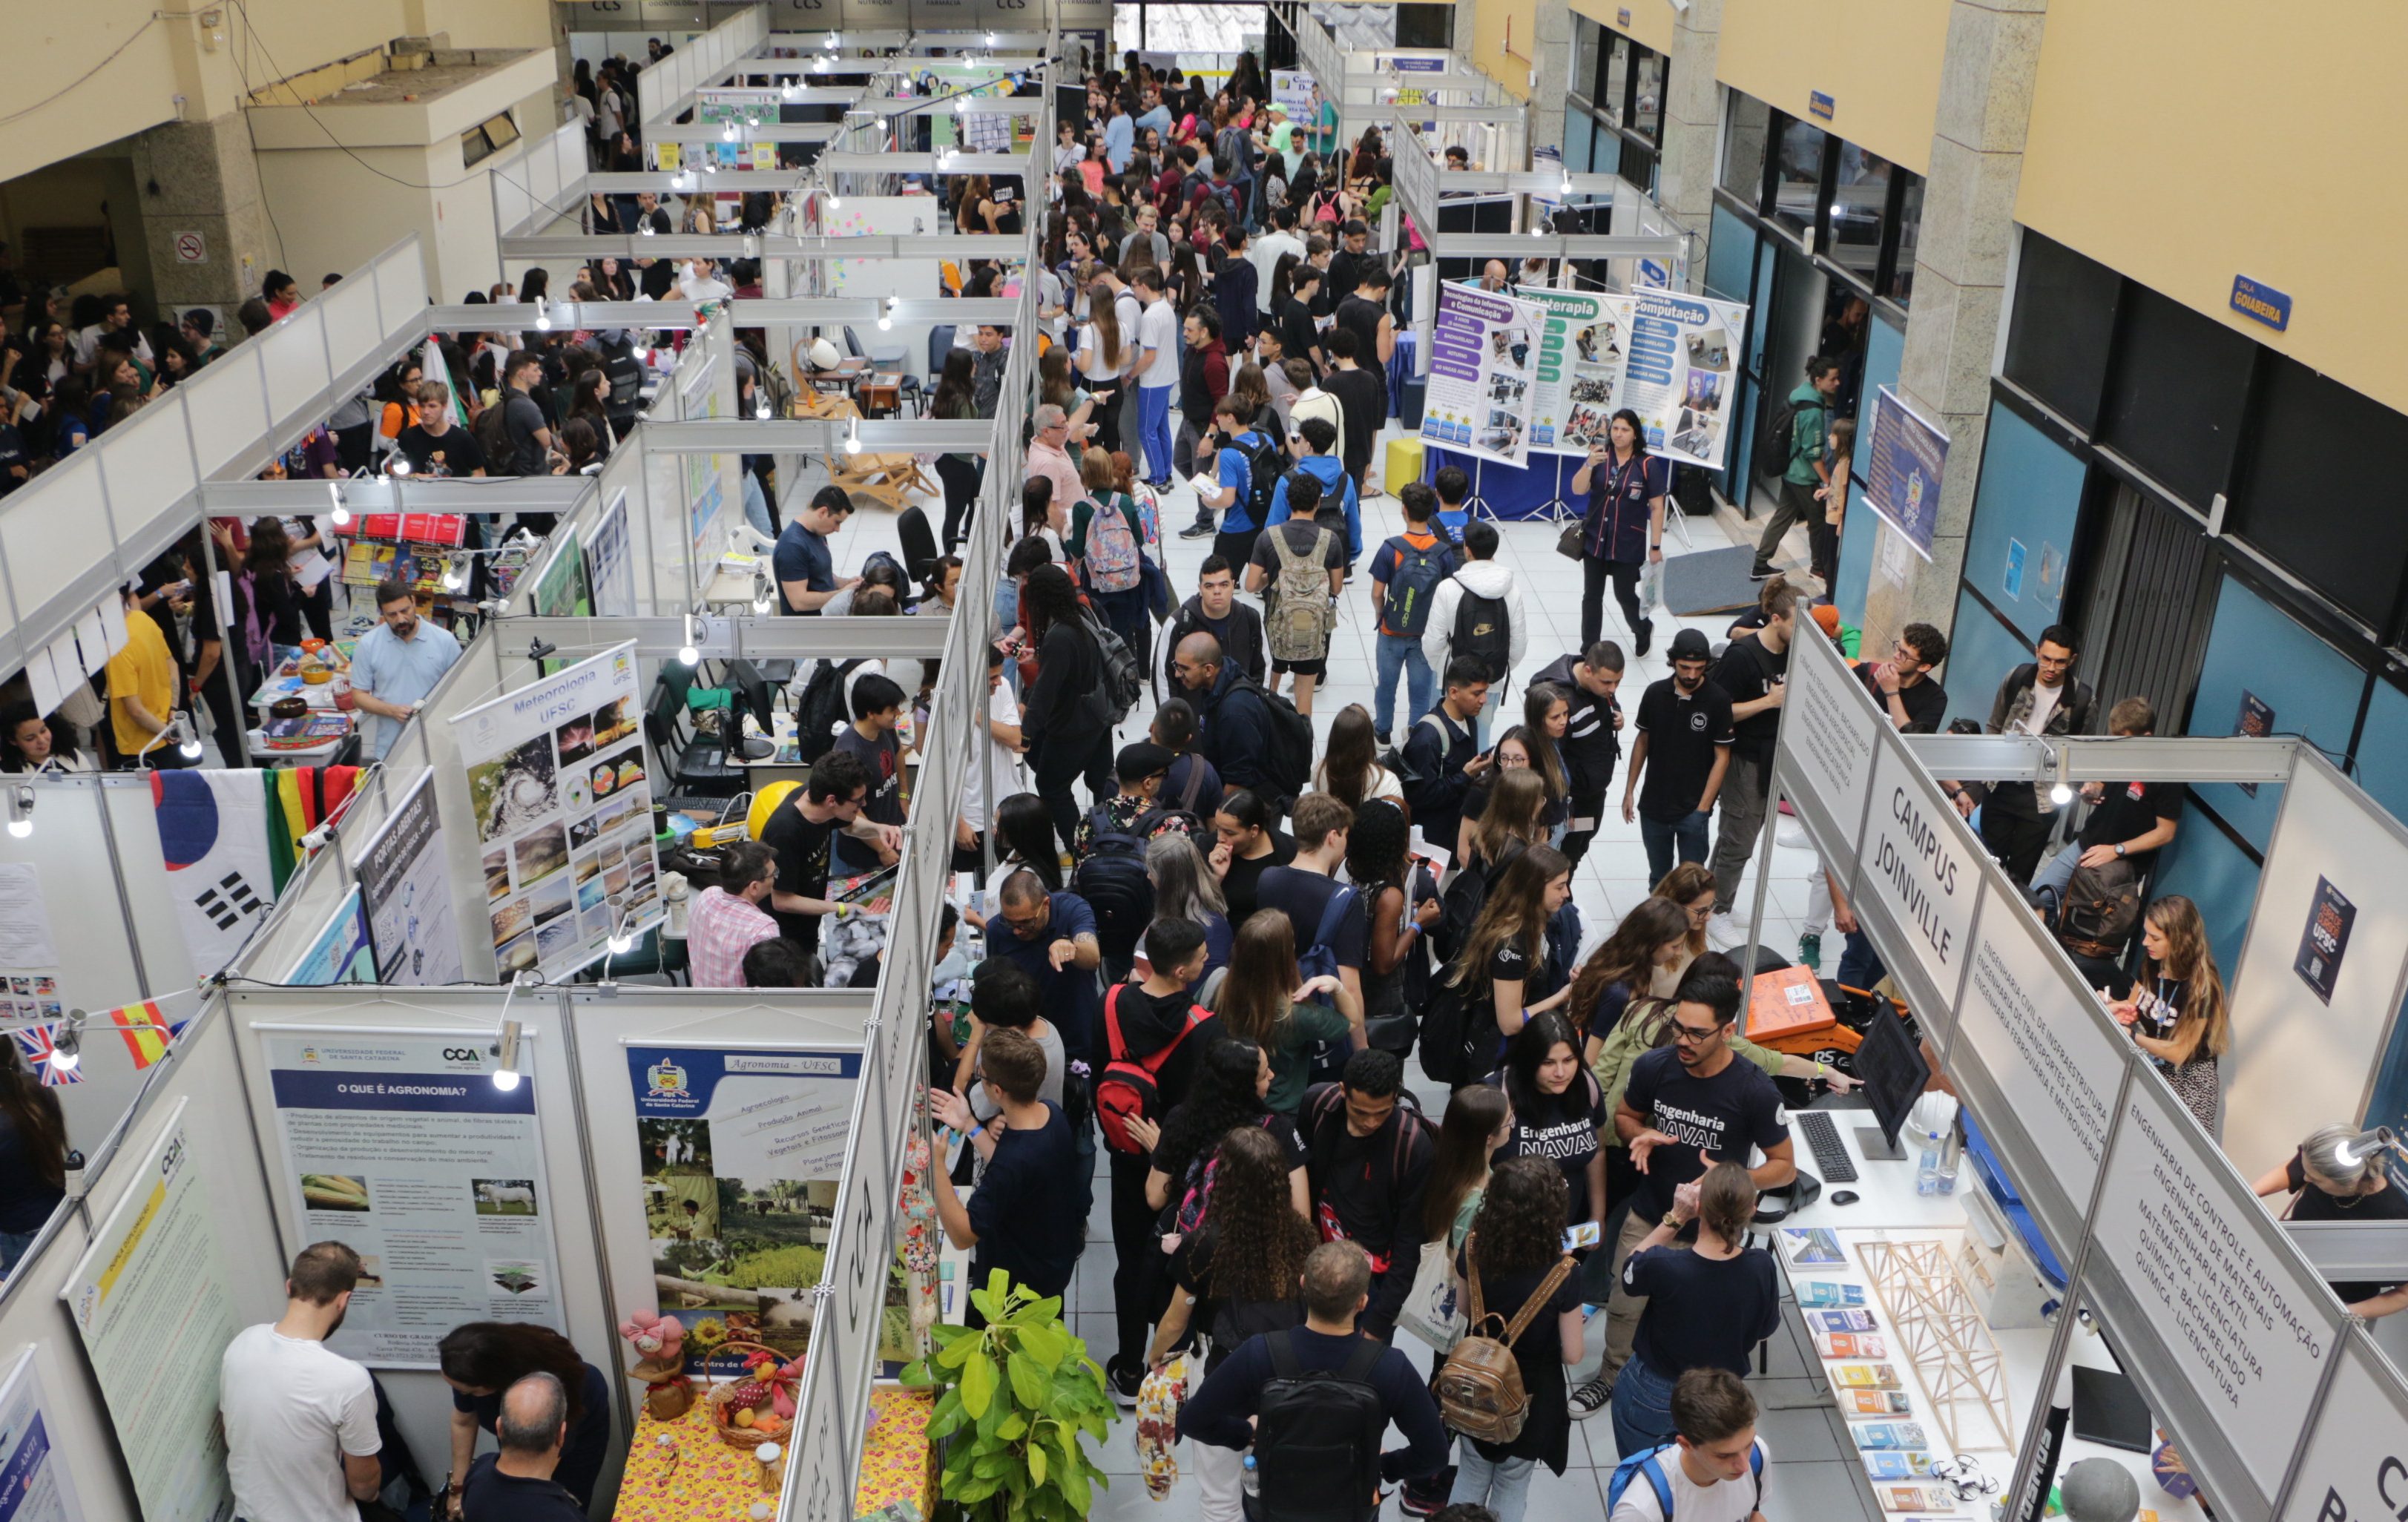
[352,774,466,986]
[0,1345,85,1522]
[1862,385,1948,561]
[1522,285,1747,467]
[1423,284,1545,467]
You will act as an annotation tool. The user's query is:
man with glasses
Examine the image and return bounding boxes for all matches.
[978,868,1105,1073]
[757,750,899,975]
[1944,623,2095,886]
[1581,954,1793,1417]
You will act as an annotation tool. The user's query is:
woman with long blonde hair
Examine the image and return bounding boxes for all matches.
[1460,763,1549,876]
[2109,895,2228,1135]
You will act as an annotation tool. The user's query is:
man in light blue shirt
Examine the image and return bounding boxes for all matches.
[1134,84,1172,141]
[1101,96,1134,174]
[349,580,463,760]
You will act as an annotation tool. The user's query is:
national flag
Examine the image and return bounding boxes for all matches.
[152,769,278,977]
[423,337,472,429]
[13,1026,82,1086]
[110,1001,186,1070]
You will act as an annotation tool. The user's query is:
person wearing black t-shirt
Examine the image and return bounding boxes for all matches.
[1608,1161,1782,1455]
[1703,585,1795,938]
[1447,1158,1588,1515]
[456,1373,595,1522]
[2253,1125,2408,1314]
[756,751,898,963]
[1599,954,1791,1392]
[1254,793,1366,1014]
[394,382,486,476]
[1853,622,1950,736]
[930,1029,1085,1326]
[1622,628,1734,885]
[1334,271,1393,403]
[1211,790,1295,927]
[1487,1012,1608,1238]
[2030,696,2184,931]
[1322,329,1389,493]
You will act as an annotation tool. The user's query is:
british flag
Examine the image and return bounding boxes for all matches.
[12,1025,82,1086]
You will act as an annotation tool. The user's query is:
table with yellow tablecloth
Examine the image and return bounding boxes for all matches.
[855,1386,935,1520]
[612,1404,786,1522]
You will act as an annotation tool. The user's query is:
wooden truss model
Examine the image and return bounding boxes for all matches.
[1858,1237,2015,1451]
[793,390,936,511]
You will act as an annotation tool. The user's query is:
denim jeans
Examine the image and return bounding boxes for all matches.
[1609,1356,1680,1461]
[0,1227,39,1274]
[1639,810,1711,885]
[1373,634,1435,737]
[1837,929,1886,992]
[1136,384,1176,485]
[1449,1447,1538,1522]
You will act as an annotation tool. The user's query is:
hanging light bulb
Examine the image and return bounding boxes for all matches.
[174,715,203,760]
[984,30,996,45]
[722,120,739,142]
[826,188,842,208]
[631,340,650,362]
[844,417,861,455]
[782,78,800,99]
[389,453,412,477]
[954,95,970,114]
[441,554,468,592]
[326,480,351,527]
[678,613,701,667]
[491,1018,523,1091]
[2049,744,2075,808]
[5,786,32,840]
[825,30,839,50]
[47,1024,79,1075]
[876,311,892,332]
[814,55,829,73]
[533,296,552,331]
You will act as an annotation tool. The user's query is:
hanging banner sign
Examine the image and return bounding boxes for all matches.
[628,1047,863,1374]
[1851,736,1979,1041]
[1862,384,1948,561]
[352,774,466,986]
[1521,285,1746,468]
[585,491,637,619]
[1422,284,1545,467]
[453,642,662,981]
[1272,70,1319,121]
[61,1099,239,1522]
[265,1030,569,1366]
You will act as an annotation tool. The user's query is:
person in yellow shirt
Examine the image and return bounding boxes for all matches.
[104,590,185,766]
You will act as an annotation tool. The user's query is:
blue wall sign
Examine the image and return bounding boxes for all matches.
[2230,274,2292,332]
[1863,385,1947,561]
[1809,91,1836,121]
[1616,7,1631,25]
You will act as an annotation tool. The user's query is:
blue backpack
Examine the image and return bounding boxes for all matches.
[1606,1442,1763,1521]
[1293,882,1358,995]
[1378,536,1455,636]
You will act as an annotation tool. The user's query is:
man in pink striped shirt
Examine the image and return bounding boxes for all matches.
[685,840,782,987]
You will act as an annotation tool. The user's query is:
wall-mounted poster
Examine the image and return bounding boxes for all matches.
[1861,383,1949,561]
[1422,284,1546,467]
[585,490,636,619]
[1522,285,1749,468]
[61,1099,238,1522]
[286,887,377,985]
[2294,875,2355,1006]
[454,642,661,981]
[352,774,464,986]
[0,1346,85,1522]
[265,1031,568,1365]
[628,1047,860,1374]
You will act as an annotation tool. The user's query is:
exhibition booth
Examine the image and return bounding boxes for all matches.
[1739,616,2408,1522]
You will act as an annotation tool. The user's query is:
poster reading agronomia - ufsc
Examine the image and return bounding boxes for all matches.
[628,1047,860,1373]
[454,641,661,981]
[266,1031,568,1366]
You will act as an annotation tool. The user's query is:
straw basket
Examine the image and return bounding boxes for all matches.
[702,1341,796,1450]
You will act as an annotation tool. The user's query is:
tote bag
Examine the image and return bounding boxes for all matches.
[1397,1238,1467,1352]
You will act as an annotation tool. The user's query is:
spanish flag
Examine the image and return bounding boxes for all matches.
[111,1001,177,1070]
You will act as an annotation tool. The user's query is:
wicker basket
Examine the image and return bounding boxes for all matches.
[702,1341,797,1450]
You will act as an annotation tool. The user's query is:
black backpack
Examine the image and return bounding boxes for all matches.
[1234,434,1286,523]
[1072,808,1156,955]
[1418,975,1477,1086]
[2056,854,2142,961]
[1432,841,1526,969]
[1451,588,1510,682]
[792,658,866,764]
[1252,1331,1389,1522]
[1240,678,1315,810]
[1757,392,1816,480]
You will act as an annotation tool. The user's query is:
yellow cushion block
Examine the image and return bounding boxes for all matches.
[1384,437,1424,498]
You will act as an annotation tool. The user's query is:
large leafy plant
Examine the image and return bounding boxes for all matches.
[901,1271,1113,1522]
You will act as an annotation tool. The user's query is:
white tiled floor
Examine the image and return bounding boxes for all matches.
[802,432,1869,1522]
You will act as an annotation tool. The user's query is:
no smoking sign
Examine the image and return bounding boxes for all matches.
[173,231,206,264]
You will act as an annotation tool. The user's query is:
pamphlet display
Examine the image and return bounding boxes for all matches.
[1521,284,1749,468]
[628,1047,860,1374]
[0,1347,85,1522]
[61,1099,240,1522]
[453,642,662,981]
[1421,284,1545,467]
[266,1030,568,1365]
[352,773,465,986]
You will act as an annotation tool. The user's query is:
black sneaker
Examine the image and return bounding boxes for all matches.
[1570,1374,1613,1420]
[1179,517,1217,540]
[1398,1467,1456,1516]
[1748,564,1777,581]
[1635,617,1654,657]
[1105,1358,1145,1408]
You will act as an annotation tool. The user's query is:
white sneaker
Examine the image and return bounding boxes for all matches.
[1776,823,1812,851]
[1705,912,1750,951]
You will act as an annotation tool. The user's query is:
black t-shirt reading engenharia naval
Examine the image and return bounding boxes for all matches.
[1621,1044,1788,1224]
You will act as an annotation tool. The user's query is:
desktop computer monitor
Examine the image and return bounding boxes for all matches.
[1852,1007,1932,1162]
[726,659,777,762]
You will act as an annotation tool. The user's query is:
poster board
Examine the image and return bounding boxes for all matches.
[1521,284,1747,467]
[628,1046,861,1374]
[60,1097,239,1522]
[1861,385,1948,561]
[1421,284,1544,467]
[262,1030,569,1365]
[585,490,638,619]
[351,774,465,986]
[453,642,662,981]
[284,887,377,985]
[0,1345,85,1522]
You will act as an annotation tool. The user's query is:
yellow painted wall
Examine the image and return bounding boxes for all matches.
[2018,0,2408,416]
[1467,0,1535,101]
[1568,0,1672,58]
[1712,0,1950,176]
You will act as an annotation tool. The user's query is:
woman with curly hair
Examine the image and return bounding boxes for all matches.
[1447,1157,1584,1522]
[1140,1036,1306,1221]
[1145,1122,1313,1406]
[438,1321,613,1506]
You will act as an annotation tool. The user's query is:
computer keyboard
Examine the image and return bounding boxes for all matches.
[1795,1110,1858,1183]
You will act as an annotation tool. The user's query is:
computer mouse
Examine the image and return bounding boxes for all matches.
[1830,1190,1860,1206]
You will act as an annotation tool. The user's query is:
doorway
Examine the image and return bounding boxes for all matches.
[2076,481,2216,726]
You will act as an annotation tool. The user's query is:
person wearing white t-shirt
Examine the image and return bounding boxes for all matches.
[957,645,1027,869]
[1608,1368,1768,1522]
[220,1242,382,1522]
[1131,266,1181,490]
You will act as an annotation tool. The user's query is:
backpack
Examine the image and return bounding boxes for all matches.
[1292,882,1360,992]
[1434,1242,1576,1445]
[1073,808,1156,953]
[1303,1083,1433,1211]
[1240,678,1315,808]
[234,571,275,670]
[1080,613,1145,728]
[1451,587,1511,682]
[1234,434,1285,524]
[1095,985,1211,1154]
[1378,536,1453,636]
[792,657,866,764]
[1252,1331,1389,1522]
[1608,1441,1765,1521]
[1757,392,1812,480]
[1432,842,1526,970]
[2056,853,2142,960]
[1082,495,1144,594]
[1417,977,1476,1087]
[1165,1112,1283,1236]
[1265,526,1338,665]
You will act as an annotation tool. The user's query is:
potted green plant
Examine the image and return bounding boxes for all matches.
[901,1270,1113,1522]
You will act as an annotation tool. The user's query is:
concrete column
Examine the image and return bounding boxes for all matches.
[128,113,279,328]
[1525,0,1574,173]
[1655,0,1724,285]
[1861,0,2045,657]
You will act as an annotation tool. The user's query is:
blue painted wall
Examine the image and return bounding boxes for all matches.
[1961,401,2085,646]
[2185,573,2366,853]
[2349,679,2408,826]
[2145,797,2263,980]
[1835,479,1875,625]
[1943,587,2030,732]
[1707,203,1759,487]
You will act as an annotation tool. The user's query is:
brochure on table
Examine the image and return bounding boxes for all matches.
[263,1030,568,1366]
[453,641,663,981]
[1519,284,1748,468]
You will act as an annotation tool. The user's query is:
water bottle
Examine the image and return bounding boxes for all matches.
[1916,1125,1943,1196]
[1937,1121,1963,1195]
[1242,1454,1260,1499]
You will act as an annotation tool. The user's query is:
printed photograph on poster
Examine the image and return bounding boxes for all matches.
[352,773,464,986]
[585,491,637,619]
[0,1346,85,1522]
[629,1047,861,1372]
[286,886,377,985]
[1423,285,1545,467]
[61,1100,239,1522]
[266,1032,568,1365]
[1521,285,1747,467]
[2294,875,2355,1005]
[455,642,662,981]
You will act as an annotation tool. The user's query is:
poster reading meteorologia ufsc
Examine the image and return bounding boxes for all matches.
[1422,284,1547,467]
[455,642,662,982]
[266,1031,568,1366]
[1523,285,1749,470]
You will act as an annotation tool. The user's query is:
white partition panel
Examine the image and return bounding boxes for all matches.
[99,778,200,996]
[320,274,387,383]
[99,396,203,551]
[2,453,108,627]
[183,344,274,478]
[375,243,430,333]
[260,305,334,432]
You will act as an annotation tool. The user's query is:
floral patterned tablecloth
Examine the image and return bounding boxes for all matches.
[611,1404,784,1522]
[855,1387,935,1519]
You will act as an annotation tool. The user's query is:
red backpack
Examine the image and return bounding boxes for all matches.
[1095,986,1211,1154]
